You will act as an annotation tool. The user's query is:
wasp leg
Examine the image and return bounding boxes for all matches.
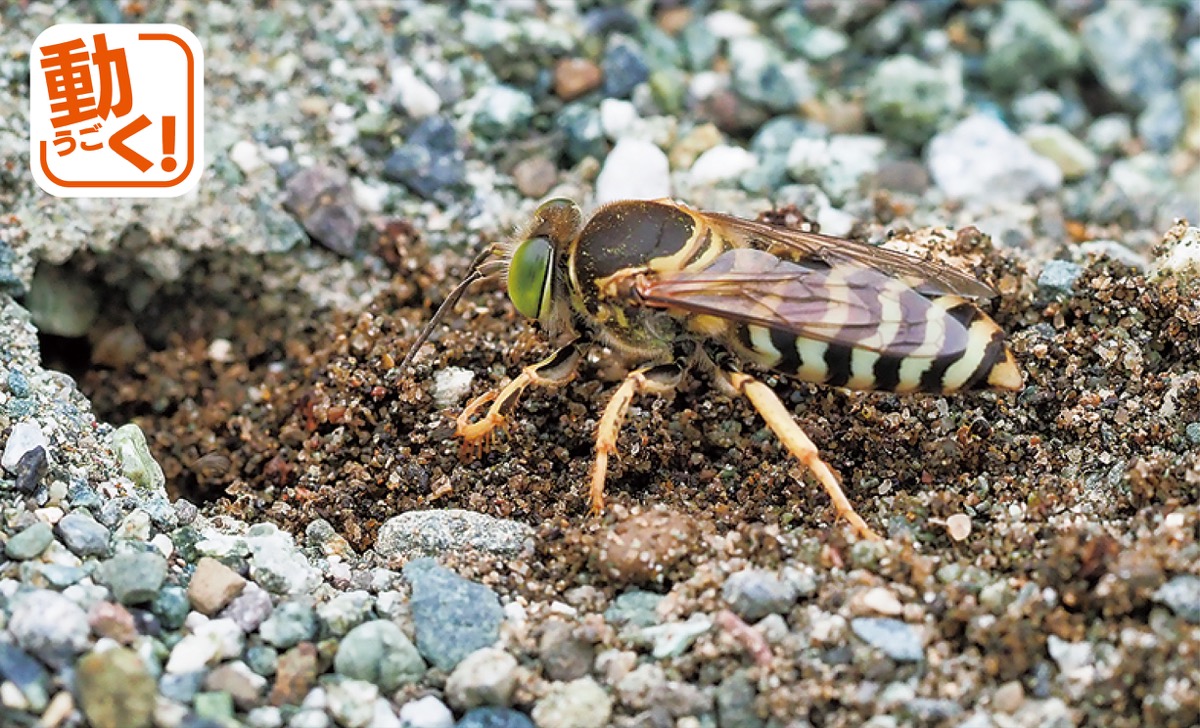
[590,363,683,516]
[456,340,583,456]
[718,370,882,541]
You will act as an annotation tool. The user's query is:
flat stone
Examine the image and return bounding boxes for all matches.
[56,512,111,557]
[850,618,924,662]
[188,557,247,616]
[96,551,167,605]
[5,521,53,560]
[403,559,504,671]
[376,510,533,560]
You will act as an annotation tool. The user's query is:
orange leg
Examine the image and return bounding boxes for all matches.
[718,370,882,541]
[590,364,681,515]
[456,341,582,456]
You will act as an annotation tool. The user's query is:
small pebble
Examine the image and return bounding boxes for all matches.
[594,138,670,206]
[5,522,54,560]
[2,421,48,473]
[334,619,426,691]
[56,512,111,557]
[946,513,973,541]
[205,660,267,710]
[1153,575,1200,624]
[397,695,454,728]
[850,618,924,662]
[268,643,319,707]
[855,587,904,617]
[689,145,758,185]
[993,680,1025,714]
[96,551,167,605]
[553,58,603,101]
[9,590,90,668]
[111,424,165,491]
[531,677,612,728]
[404,558,504,671]
[511,157,558,200]
[188,557,248,616]
[325,678,379,728]
[444,647,518,710]
[87,601,139,644]
[259,601,317,649]
[723,568,798,621]
[539,620,595,682]
[456,707,535,728]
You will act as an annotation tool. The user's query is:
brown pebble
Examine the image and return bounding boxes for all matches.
[188,556,248,616]
[205,661,267,710]
[270,643,319,707]
[993,680,1025,713]
[554,58,603,101]
[539,619,596,682]
[87,601,139,644]
[512,156,559,199]
[592,507,698,585]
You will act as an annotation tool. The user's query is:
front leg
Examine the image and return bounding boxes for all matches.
[589,362,684,515]
[456,339,584,456]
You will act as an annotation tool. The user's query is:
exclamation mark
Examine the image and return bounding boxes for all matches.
[161,116,177,172]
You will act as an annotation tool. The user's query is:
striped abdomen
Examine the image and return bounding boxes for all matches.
[730,293,1020,394]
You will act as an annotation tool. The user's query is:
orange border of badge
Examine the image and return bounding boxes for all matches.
[38,32,197,188]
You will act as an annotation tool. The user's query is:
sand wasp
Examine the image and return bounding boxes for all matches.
[401,198,1021,540]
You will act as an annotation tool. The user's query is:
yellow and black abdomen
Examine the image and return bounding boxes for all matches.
[729,286,1020,395]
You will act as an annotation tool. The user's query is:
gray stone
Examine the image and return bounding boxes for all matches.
[1081,3,1177,110]
[456,707,535,728]
[334,619,426,691]
[1037,260,1084,299]
[96,551,167,605]
[9,589,90,667]
[927,114,1062,209]
[604,590,663,628]
[716,669,764,728]
[375,510,533,560]
[258,600,316,649]
[316,590,373,637]
[850,618,924,662]
[403,558,504,671]
[470,85,534,140]
[723,568,799,621]
[0,643,51,712]
[56,512,111,556]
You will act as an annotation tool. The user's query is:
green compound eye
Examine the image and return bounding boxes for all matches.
[507,236,553,320]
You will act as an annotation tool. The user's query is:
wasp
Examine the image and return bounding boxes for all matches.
[401,198,1022,540]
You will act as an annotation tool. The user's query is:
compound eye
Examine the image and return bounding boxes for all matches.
[507,236,553,320]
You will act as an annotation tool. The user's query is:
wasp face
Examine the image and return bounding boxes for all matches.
[504,198,582,327]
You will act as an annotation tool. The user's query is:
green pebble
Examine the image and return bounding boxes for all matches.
[5,522,54,560]
[112,424,166,491]
[193,691,235,721]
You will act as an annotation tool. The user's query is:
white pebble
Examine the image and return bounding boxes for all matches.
[600,99,639,140]
[688,145,757,185]
[705,11,757,38]
[229,140,265,175]
[432,367,475,408]
[2,420,48,473]
[595,138,671,205]
[391,65,441,118]
[398,695,453,728]
[946,513,972,541]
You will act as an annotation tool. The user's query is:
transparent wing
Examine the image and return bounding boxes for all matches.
[703,212,996,301]
[638,248,962,356]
